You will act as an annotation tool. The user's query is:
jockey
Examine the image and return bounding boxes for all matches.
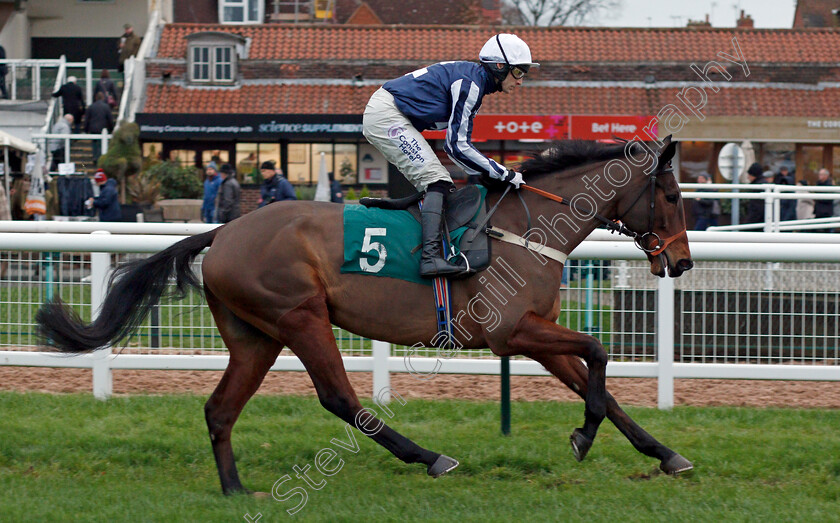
[363,33,537,278]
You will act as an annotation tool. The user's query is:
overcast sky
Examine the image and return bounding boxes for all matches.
[589,0,798,28]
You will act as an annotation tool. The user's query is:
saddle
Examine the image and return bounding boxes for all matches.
[360,185,492,275]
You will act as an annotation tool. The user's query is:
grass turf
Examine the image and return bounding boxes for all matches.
[1,392,839,522]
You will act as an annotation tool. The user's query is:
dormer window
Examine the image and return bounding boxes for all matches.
[220,0,263,24]
[186,32,248,85]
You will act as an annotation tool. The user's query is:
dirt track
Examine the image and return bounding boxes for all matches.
[2,367,839,409]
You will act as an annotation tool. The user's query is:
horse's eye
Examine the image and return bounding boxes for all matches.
[665,194,679,204]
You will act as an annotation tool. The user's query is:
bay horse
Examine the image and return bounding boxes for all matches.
[36,135,694,495]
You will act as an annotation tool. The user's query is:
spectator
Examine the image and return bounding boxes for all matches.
[328,171,344,203]
[774,166,796,222]
[796,180,815,222]
[49,114,73,172]
[118,23,142,73]
[215,163,241,223]
[86,169,121,221]
[0,44,8,99]
[52,76,85,133]
[744,162,767,225]
[692,172,720,230]
[258,160,296,207]
[94,69,119,108]
[202,165,222,223]
[84,92,115,165]
[814,168,834,220]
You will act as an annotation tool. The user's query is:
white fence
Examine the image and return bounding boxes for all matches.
[0,57,93,104]
[682,182,840,233]
[1,223,840,409]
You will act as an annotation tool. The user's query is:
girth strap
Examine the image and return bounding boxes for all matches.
[486,226,568,265]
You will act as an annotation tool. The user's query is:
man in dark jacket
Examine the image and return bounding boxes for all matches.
[258,161,296,207]
[692,173,719,230]
[744,162,767,225]
[52,76,85,133]
[815,168,835,220]
[215,163,241,223]
[774,166,796,222]
[84,92,115,165]
[0,44,8,99]
[119,23,142,73]
[87,169,121,221]
[328,171,344,203]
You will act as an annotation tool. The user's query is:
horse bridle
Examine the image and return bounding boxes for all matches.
[506,163,685,257]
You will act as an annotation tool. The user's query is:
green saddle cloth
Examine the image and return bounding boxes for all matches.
[341,188,485,286]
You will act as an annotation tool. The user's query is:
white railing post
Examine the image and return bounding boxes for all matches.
[101,129,109,154]
[372,340,390,403]
[10,63,16,100]
[90,231,113,400]
[34,63,41,101]
[85,58,93,106]
[656,276,675,410]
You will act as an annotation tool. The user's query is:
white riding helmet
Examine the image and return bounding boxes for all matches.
[479,33,539,69]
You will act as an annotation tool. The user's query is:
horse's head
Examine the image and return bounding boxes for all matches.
[617,136,693,278]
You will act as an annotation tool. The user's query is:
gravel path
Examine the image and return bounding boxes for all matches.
[2,367,839,409]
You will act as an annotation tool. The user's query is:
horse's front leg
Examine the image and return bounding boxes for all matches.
[505,312,608,461]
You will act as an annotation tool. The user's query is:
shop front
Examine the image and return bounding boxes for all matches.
[675,116,840,183]
[136,112,660,197]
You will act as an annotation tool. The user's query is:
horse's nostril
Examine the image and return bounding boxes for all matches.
[678,259,694,271]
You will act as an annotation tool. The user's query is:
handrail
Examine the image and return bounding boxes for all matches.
[38,58,67,139]
[116,57,135,127]
[119,9,161,126]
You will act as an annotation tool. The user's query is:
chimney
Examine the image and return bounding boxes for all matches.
[481,0,501,24]
[737,9,754,28]
[686,14,712,27]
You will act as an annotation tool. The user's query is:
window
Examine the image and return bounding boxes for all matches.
[191,47,210,81]
[186,32,246,85]
[190,45,233,83]
[220,0,262,24]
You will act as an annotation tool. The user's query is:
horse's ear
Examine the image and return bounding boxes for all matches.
[658,135,676,166]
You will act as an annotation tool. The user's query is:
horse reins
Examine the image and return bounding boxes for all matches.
[508,168,684,257]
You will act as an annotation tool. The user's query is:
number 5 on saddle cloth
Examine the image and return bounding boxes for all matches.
[341,185,491,286]
[341,185,491,347]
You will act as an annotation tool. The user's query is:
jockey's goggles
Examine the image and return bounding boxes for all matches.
[510,65,529,79]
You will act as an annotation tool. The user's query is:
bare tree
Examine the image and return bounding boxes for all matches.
[503,0,622,26]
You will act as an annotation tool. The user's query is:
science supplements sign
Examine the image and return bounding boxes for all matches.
[422,115,655,142]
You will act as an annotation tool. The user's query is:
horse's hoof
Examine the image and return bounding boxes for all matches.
[570,428,593,462]
[427,454,459,478]
[660,453,693,475]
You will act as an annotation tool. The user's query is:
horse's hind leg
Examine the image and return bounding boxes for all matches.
[205,289,283,495]
[279,295,457,477]
[506,312,608,461]
[539,353,692,475]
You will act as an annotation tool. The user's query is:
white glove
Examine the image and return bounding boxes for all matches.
[504,169,526,189]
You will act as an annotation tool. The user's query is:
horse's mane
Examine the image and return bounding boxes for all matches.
[519,140,628,179]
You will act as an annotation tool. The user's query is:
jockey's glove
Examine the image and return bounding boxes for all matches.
[504,169,526,189]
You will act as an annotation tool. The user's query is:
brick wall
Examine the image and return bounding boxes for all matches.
[241,184,261,214]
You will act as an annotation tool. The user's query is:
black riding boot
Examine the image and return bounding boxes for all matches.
[419,190,466,278]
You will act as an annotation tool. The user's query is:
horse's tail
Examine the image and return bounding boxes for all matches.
[36,229,219,354]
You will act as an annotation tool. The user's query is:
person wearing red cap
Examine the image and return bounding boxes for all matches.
[86,169,121,221]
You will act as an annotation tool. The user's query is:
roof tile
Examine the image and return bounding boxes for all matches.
[142,83,840,118]
[156,24,840,64]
